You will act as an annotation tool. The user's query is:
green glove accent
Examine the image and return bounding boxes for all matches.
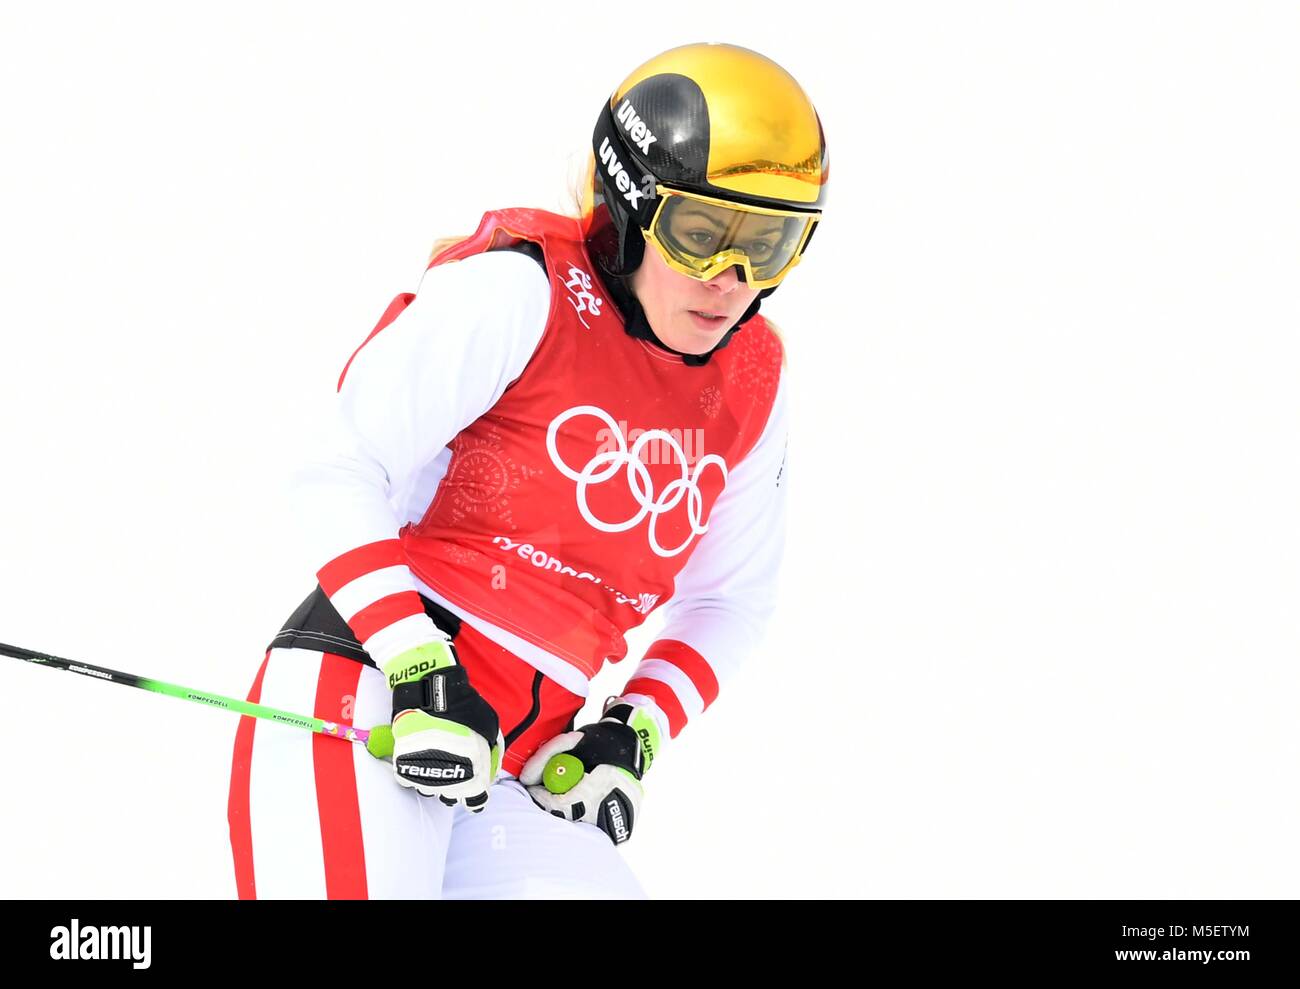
[603,697,663,773]
[366,724,395,760]
[543,753,585,794]
[625,706,662,772]
[392,709,472,739]
[381,639,457,690]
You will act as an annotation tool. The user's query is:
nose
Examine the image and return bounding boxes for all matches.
[706,264,743,292]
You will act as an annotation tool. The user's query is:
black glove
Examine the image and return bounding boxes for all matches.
[382,640,504,813]
[518,698,659,844]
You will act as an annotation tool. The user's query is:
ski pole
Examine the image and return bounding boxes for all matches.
[0,639,394,759]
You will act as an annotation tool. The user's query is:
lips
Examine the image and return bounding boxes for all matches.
[689,310,726,321]
[687,310,730,332]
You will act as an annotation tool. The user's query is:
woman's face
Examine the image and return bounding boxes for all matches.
[628,242,760,355]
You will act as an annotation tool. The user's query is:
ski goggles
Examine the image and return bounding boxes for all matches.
[642,185,820,289]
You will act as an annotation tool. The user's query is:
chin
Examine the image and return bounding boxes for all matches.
[680,335,725,356]
[646,312,732,355]
[679,339,717,356]
[677,319,733,354]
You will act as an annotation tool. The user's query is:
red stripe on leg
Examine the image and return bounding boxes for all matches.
[623,677,688,739]
[313,654,369,900]
[228,650,270,900]
[317,539,407,595]
[644,639,720,707]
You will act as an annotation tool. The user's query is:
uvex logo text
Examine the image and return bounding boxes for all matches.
[598,137,654,210]
[615,98,658,154]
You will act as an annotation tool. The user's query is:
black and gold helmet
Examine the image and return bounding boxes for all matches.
[586,42,828,293]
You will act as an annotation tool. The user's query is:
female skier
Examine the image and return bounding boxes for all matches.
[226,40,828,899]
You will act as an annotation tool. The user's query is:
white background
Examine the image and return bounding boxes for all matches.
[1,1,1296,899]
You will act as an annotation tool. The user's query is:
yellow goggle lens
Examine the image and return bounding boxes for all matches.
[645,187,818,288]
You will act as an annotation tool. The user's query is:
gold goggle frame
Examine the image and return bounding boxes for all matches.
[641,184,821,290]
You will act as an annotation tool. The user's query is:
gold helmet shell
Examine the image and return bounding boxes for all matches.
[609,42,828,210]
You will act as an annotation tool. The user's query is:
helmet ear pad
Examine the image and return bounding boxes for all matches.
[617,220,645,278]
[587,165,646,279]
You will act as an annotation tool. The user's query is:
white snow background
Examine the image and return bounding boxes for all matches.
[1,0,1296,899]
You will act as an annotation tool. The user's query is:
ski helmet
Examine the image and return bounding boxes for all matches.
[585,43,828,300]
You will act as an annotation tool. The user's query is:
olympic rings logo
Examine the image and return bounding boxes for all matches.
[546,405,728,558]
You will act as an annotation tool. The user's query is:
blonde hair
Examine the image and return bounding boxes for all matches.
[426,152,596,266]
